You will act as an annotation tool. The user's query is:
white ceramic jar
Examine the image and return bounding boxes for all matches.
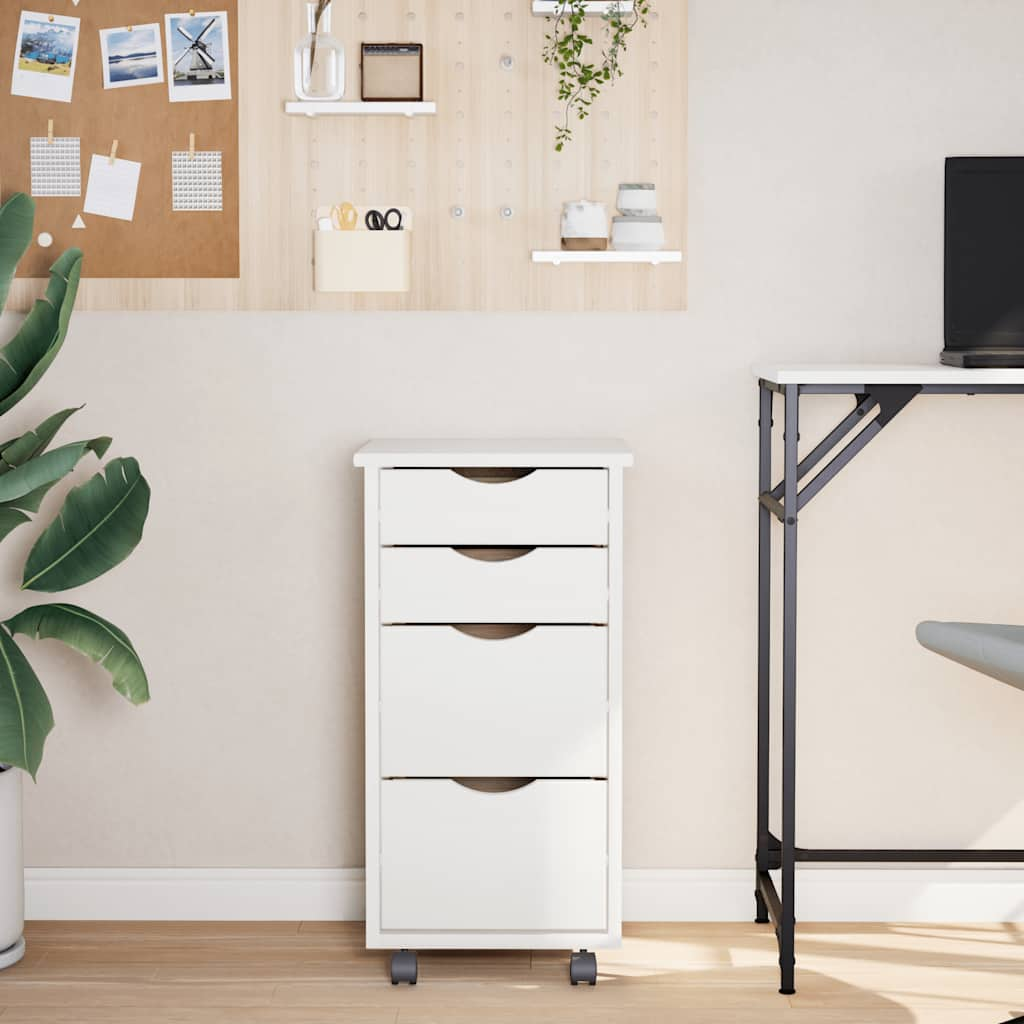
[560,200,609,251]
[616,183,658,216]
[611,215,665,251]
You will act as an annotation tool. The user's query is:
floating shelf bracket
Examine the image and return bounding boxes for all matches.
[284,101,437,118]
[532,250,683,266]
[531,1,635,14]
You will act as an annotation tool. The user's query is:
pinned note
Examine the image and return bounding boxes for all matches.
[83,153,141,221]
[171,150,222,211]
[30,136,81,196]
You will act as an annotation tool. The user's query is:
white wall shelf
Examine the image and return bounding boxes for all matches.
[532,250,683,266]
[284,101,437,118]
[532,1,635,14]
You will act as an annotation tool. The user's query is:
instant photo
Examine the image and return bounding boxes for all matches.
[10,10,80,103]
[165,11,231,102]
[100,23,164,90]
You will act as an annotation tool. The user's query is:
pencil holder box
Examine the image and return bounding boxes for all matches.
[313,207,412,293]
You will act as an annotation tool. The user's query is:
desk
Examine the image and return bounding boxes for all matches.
[753,364,1024,995]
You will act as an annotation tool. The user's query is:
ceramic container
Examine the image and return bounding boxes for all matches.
[611,214,664,251]
[0,768,24,970]
[616,183,658,216]
[560,200,609,251]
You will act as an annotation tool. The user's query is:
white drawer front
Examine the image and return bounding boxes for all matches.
[379,469,608,546]
[381,779,607,932]
[379,547,608,624]
[380,626,607,777]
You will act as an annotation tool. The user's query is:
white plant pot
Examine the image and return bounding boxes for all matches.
[0,768,25,969]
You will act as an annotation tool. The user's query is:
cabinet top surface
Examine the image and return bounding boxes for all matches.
[354,439,634,468]
[755,363,1024,385]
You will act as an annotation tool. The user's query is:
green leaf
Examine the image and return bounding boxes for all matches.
[22,457,150,593]
[0,194,35,314]
[0,627,53,780]
[0,508,30,543]
[0,248,83,418]
[0,407,82,471]
[6,603,150,705]
[0,438,110,508]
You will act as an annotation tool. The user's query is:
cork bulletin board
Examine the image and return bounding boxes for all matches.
[0,1,239,279]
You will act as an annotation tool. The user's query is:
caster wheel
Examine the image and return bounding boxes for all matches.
[390,949,417,985]
[569,949,597,986]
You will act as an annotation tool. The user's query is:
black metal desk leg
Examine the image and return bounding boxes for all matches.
[755,382,772,924]
[779,384,799,995]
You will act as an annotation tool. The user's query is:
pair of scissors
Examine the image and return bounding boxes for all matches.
[365,207,403,231]
[330,203,358,231]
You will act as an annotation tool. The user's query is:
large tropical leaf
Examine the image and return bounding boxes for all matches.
[0,438,110,509]
[0,508,30,543]
[22,457,150,593]
[0,193,34,314]
[0,247,83,417]
[0,407,81,471]
[0,627,53,779]
[6,603,150,705]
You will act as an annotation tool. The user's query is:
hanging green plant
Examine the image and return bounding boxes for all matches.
[541,0,651,152]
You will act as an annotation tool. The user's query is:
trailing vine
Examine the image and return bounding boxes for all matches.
[542,0,651,152]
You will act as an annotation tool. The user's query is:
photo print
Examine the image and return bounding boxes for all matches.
[99,23,164,89]
[165,11,231,102]
[10,10,80,103]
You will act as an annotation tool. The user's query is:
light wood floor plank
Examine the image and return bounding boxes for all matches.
[3,921,1022,1022]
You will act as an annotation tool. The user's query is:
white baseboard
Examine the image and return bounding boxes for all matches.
[24,867,1024,922]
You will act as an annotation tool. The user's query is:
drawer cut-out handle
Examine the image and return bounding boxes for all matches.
[452,778,536,793]
[452,468,536,484]
[452,624,537,640]
[453,546,535,562]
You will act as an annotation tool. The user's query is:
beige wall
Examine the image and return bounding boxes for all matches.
[4,0,1024,870]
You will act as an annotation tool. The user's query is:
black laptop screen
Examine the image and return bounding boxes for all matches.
[945,157,1024,350]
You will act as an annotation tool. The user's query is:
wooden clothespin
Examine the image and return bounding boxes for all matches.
[189,132,196,160]
[188,9,196,16]
[108,139,119,165]
[47,119,53,145]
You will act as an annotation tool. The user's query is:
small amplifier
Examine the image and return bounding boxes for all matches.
[361,43,423,102]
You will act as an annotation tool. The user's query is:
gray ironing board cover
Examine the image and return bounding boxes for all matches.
[917,621,1024,692]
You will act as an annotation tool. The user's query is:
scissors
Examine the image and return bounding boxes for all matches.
[330,203,358,231]
[365,207,403,231]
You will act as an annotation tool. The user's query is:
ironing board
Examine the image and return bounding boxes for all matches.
[917,621,1024,692]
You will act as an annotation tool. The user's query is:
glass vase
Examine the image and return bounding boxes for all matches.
[294,3,345,101]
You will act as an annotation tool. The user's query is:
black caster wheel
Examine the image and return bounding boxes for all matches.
[754,889,769,924]
[390,949,417,985]
[569,949,597,986]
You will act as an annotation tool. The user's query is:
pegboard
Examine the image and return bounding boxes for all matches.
[6,0,686,311]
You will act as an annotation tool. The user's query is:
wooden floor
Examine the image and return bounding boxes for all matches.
[0,921,1022,1023]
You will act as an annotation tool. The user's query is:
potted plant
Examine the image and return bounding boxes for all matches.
[0,193,151,970]
[541,0,651,151]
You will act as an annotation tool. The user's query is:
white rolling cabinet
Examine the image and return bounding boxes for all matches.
[354,440,632,986]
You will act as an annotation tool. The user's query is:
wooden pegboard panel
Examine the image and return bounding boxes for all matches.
[6,0,686,311]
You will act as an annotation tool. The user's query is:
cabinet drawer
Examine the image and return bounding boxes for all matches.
[380,547,608,624]
[380,625,607,777]
[379,469,607,545]
[381,779,607,932]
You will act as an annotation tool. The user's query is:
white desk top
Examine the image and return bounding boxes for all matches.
[754,363,1024,385]
[354,438,634,468]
